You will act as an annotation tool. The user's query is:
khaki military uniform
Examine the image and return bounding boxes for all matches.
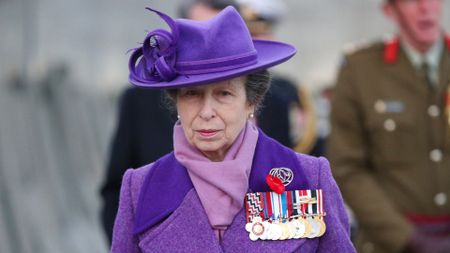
[328,37,450,253]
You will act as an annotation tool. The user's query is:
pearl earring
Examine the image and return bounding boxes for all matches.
[249,113,254,119]
[177,115,180,119]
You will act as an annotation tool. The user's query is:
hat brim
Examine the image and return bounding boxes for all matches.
[129,39,296,89]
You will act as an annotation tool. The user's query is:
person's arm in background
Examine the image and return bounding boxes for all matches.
[327,56,414,252]
[101,88,137,243]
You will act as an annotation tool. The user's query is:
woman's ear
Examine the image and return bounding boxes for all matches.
[247,103,256,116]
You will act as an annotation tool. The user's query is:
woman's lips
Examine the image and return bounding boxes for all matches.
[197,129,219,137]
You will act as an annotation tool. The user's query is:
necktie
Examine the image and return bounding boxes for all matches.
[419,61,435,89]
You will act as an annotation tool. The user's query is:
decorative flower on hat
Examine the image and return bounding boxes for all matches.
[129,8,179,83]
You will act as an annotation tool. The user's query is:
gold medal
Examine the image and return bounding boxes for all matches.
[268,222,282,240]
[287,220,297,239]
[291,218,306,239]
[301,217,312,238]
[310,217,321,238]
[279,223,290,240]
[316,216,327,237]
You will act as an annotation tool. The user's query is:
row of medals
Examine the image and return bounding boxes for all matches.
[245,215,326,241]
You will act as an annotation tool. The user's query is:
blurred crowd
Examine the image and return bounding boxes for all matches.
[1,0,449,252]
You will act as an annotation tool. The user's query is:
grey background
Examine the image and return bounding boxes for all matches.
[0,0,449,252]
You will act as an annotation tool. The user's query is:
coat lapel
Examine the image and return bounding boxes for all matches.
[133,152,193,234]
[384,47,428,97]
[249,130,310,192]
[438,37,450,92]
[137,189,222,253]
[440,37,450,148]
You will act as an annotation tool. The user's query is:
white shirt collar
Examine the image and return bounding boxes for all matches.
[401,34,443,69]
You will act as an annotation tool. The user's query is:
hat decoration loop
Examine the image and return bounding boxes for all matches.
[129,8,180,83]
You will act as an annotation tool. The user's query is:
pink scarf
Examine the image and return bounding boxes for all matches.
[174,121,259,241]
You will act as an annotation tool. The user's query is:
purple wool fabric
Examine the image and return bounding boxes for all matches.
[110,129,356,252]
[128,6,296,89]
[174,122,259,240]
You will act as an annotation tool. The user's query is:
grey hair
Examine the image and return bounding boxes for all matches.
[164,70,271,113]
[245,69,271,113]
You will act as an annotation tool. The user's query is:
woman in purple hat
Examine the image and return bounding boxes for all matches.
[110,6,355,253]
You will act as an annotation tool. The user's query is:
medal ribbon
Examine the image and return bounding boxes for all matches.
[245,192,264,223]
[245,189,324,222]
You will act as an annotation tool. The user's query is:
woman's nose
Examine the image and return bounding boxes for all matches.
[198,96,216,120]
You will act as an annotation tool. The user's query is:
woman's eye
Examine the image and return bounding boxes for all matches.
[219,90,232,96]
[183,90,198,96]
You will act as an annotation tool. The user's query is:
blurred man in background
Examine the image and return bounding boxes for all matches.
[328,0,450,252]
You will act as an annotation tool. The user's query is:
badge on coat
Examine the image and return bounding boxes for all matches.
[374,99,405,114]
[244,168,326,241]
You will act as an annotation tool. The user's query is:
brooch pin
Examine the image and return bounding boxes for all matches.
[266,167,294,194]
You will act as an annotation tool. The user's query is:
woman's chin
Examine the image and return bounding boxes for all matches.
[195,143,222,153]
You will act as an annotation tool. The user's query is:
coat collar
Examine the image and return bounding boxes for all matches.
[133,129,310,234]
[383,33,450,64]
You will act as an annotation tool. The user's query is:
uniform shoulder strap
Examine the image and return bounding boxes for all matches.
[445,34,450,50]
[383,36,400,64]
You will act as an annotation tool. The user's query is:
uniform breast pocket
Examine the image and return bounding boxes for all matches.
[366,114,415,164]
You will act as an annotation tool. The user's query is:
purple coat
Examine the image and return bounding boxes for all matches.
[111,131,356,253]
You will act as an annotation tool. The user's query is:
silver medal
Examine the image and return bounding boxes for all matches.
[307,217,321,238]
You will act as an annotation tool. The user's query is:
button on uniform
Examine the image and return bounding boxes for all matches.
[374,100,386,113]
[427,105,440,117]
[383,119,396,132]
[434,192,447,206]
[429,149,443,162]
[362,242,374,253]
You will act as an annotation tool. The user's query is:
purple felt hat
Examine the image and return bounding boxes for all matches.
[128,6,296,89]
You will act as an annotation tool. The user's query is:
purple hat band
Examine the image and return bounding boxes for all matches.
[128,6,296,89]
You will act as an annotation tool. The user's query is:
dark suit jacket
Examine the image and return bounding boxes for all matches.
[100,87,176,242]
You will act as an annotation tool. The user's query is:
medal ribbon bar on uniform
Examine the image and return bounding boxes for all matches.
[245,189,324,223]
[245,192,265,222]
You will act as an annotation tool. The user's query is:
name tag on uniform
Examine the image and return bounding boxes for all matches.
[374,100,405,113]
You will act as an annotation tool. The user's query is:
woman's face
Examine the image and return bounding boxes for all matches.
[176,76,254,161]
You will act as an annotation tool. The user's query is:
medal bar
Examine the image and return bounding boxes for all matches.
[245,189,326,241]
